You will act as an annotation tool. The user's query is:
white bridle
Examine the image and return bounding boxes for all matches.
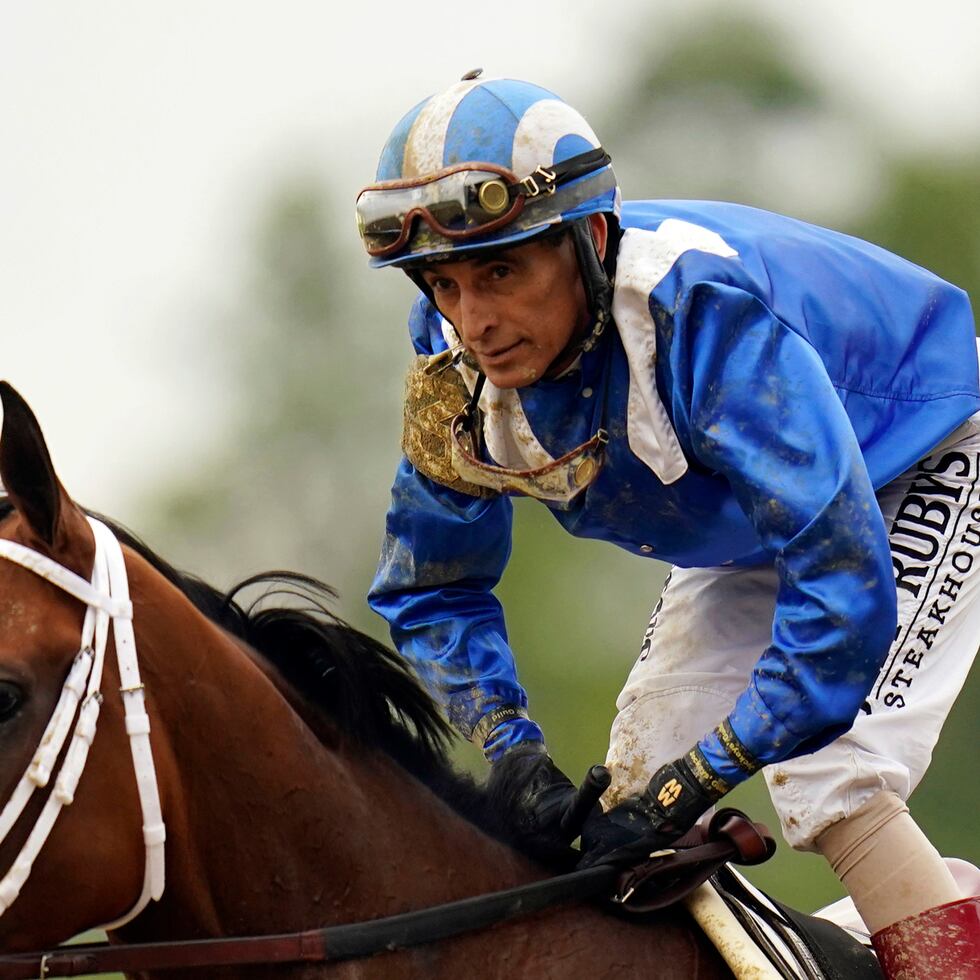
[0,515,165,930]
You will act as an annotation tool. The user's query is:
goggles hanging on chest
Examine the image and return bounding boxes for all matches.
[356,148,612,259]
[403,349,608,507]
[450,413,608,507]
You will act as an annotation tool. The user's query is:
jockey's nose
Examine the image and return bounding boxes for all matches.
[456,286,498,345]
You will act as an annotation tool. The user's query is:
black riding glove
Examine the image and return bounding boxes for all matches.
[579,754,726,868]
[487,743,606,863]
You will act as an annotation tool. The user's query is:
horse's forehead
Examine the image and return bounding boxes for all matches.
[0,587,40,631]
[0,569,79,629]
[0,536,86,664]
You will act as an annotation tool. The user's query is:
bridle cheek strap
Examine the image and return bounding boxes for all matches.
[0,517,165,929]
[90,518,166,930]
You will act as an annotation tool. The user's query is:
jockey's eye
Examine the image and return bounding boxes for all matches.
[0,681,24,723]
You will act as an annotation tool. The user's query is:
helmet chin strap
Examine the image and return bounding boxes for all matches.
[406,267,437,307]
[570,216,615,330]
[542,218,617,379]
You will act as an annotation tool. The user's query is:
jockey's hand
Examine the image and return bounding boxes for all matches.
[578,757,720,868]
[488,744,606,862]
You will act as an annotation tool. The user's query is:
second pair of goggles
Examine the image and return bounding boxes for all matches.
[449,413,608,507]
[357,147,612,258]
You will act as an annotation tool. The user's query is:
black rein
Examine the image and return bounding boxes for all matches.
[0,865,622,979]
[0,811,774,978]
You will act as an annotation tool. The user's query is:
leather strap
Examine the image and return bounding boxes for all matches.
[0,811,774,978]
[611,810,775,914]
[0,866,622,978]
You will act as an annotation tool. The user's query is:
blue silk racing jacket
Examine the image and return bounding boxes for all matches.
[369,200,979,788]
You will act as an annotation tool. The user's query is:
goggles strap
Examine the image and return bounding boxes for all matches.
[460,371,487,433]
[513,148,611,199]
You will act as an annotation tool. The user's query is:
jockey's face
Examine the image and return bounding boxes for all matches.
[420,214,607,389]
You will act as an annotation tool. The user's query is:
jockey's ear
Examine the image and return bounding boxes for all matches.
[587,213,608,263]
[0,381,88,553]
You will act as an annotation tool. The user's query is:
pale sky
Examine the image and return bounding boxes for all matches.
[2,0,978,519]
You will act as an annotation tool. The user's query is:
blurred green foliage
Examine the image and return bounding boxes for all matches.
[858,159,980,293]
[136,6,978,928]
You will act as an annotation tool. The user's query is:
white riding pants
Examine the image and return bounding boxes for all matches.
[605,415,980,851]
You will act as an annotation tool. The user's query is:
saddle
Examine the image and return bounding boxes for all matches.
[707,865,882,980]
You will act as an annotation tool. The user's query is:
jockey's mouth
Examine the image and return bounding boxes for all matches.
[477,340,525,363]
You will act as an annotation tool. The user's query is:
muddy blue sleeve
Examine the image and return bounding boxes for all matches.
[368,296,544,758]
[673,282,898,786]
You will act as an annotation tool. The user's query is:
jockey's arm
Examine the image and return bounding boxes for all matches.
[583,280,900,865]
[369,295,543,761]
[368,459,544,758]
[678,282,897,789]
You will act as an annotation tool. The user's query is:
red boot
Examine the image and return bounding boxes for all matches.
[871,896,980,979]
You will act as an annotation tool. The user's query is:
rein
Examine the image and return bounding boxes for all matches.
[0,812,774,978]
[0,866,622,978]
[0,519,165,929]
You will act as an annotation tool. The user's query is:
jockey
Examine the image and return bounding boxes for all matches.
[356,72,980,975]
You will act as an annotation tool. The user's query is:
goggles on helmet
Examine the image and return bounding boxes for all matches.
[356,147,611,259]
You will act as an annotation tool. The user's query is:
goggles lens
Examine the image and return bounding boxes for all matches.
[356,168,520,256]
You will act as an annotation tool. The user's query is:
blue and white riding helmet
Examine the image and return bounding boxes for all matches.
[356,74,621,270]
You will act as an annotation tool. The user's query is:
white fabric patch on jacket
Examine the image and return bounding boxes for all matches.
[439,319,556,470]
[613,221,739,485]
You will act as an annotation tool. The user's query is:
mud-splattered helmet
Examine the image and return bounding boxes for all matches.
[356,73,620,270]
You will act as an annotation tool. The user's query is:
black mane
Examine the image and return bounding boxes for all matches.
[0,501,534,855]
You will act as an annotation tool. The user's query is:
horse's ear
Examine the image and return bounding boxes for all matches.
[0,381,83,549]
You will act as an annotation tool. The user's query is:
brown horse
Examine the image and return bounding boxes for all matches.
[0,381,732,978]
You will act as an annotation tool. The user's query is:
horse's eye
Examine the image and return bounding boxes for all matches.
[0,682,24,722]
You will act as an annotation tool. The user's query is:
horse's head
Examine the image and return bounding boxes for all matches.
[0,382,151,950]
[0,388,670,976]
